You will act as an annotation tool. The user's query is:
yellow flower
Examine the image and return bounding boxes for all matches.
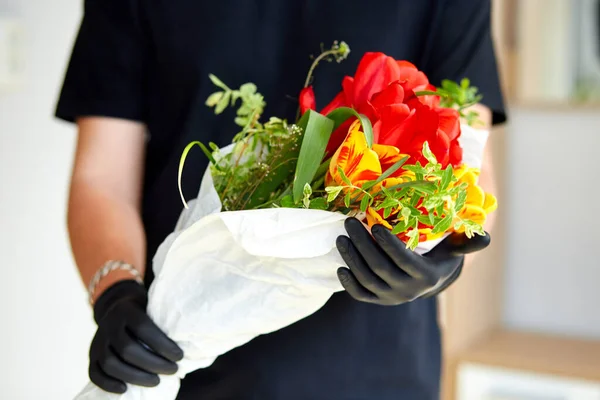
[326,120,382,189]
[453,165,497,231]
[326,120,408,193]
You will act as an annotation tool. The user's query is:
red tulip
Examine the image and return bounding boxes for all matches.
[298,52,463,166]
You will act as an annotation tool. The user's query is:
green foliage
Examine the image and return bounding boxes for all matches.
[205,74,266,140]
[415,78,484,127]
[293,110,335,203]
[326,107,374,148]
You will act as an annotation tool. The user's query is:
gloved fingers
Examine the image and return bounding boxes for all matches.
[129,310,184,363]
[369,223,428,279]
[89,362,127,394]
[337,235,389,293]
[428,231,491,258]
[422,258,464,298]
[100,347,160,388]
[337,267,378,303]
[114,329,178,375]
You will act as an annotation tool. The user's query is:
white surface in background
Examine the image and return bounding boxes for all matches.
[504,107,600,339]
[0,1,94,399]
[457,363,600,400]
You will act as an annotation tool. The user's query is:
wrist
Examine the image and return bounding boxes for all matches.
[93,279,147,323]
[91,269,141,304]
[88,260,144,305]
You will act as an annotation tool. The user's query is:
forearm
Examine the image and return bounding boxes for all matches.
[68,116,148,303]
[68,179,146,302]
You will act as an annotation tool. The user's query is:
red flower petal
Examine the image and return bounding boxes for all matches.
[299,86,316,114]
[353,53,401,110]
[325,120,354,157]
[321,90,347,115]
[376,104,413,145]
[437,107,461,141]
[397,61,430,92]
[369,82,405,116]
[449,141,463,166]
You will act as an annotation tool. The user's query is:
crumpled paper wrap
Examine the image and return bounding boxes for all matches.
[74,124,488,400]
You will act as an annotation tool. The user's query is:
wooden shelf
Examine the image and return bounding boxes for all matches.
[458,329,600,383]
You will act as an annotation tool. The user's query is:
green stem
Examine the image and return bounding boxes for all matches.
[303,49,340,89]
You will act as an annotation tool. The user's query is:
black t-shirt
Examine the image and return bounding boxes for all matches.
[56,1,506,398]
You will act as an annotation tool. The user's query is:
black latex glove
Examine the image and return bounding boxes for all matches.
[336,218,491,305]
[90,280,184,393]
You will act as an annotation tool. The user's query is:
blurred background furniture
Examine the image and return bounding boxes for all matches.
[441,1,600,399]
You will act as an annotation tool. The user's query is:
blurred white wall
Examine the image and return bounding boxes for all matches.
[504,107,600,339]
[0,0,94,399]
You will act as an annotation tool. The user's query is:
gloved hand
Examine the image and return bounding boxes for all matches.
[336,218,491,305]
[90,280,184,393]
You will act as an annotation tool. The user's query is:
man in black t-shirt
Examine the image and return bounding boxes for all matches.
[56,1,506,399]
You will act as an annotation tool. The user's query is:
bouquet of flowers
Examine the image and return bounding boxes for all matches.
[74,42,497,400]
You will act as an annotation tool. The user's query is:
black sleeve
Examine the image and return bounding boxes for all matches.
[421,0,507,125]
[55,0,148,123]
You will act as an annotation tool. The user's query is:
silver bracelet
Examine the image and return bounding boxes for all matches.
[88,260,144,305]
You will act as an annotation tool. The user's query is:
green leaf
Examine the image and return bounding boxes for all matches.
[414,90,441,97]
[309,197,328,210]
[432,214,453,235]
[302,183,312,208]
[383,207,393,219]
[406,227,420,250]
[436,203,445,218]
[360,195,371,212]
[462,220,485,238]
[410,193,422,207]
[441,165,453,191]
[344,191,352,208]
[293,110,335,203]
[381,187,394,198]
[205,92,224,107]
[428,212,436,226]
[401,207,411,224]
[209,74,229,90]
[215,91,231,114]
[325,186,344,202]
[391,223,405,235]
[178,141,214,209]
[422,142,437,165]
[280,195,296,208]
[208,142,220,152]
[414,183,437,196]
[314,158,331,180]
[418,215,433,225]
[337,166,352,186]
[403,164,427,175]
[423,196,444,210]
[441,79,460,93]
[303,182,312,196]
[240,82,257,95]
[378,197,399,210]
[326,107,374,148]
[361,180,377,191]
[373,155,409,185]
[455,190,467,212]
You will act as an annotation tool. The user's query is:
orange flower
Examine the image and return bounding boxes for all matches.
[326,120,405,191]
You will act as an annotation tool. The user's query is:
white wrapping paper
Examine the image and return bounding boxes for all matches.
[74,125,488,400]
